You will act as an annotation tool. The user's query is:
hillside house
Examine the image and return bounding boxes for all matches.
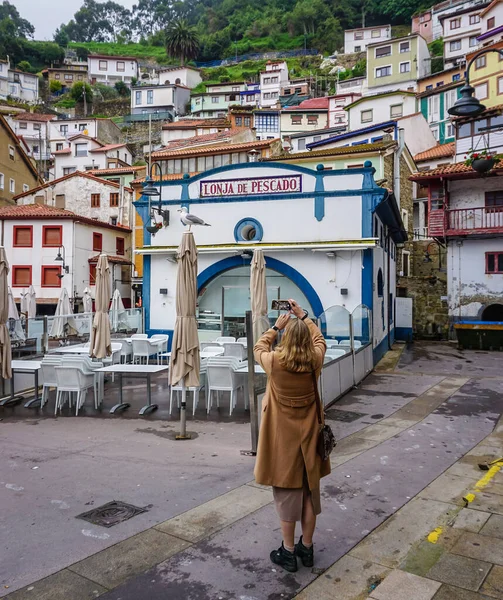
[260,61,289,107]
[344,25,391,54]
[131,84,190,118]
[88,54,139,87]
[440,2,489,66]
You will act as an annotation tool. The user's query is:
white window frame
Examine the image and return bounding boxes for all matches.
[449,39,462,52]
[8,145,15,160]
[375,65,392,78]
[23,184,29,192]
[371,29,380,38]
[498,76,503,95]
[446,122,455,138]
[401,250,411,277]
[298,138,306,150]
[399,61,411,73]
[9,178,15,193]
[399,41,410,53]
[474,82,488,99]
[361,109,373,123]
[135,90,141,105]
[19,122,27,129]
[390,103,403,118]
[427,94,440,122]
[431,125,439,140]
[0,173,4,189]
[99,60,108,71]
[116,61,125,72]
[211,96,219,103]
[444,89,457,118]
[147,90,153,104]
[375,45,392,58]
[469,36,478,47]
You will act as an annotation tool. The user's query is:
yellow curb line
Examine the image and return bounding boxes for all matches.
[426,461,503,544]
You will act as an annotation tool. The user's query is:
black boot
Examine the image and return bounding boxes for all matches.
[270,543,298,573]
[296,536,314,567]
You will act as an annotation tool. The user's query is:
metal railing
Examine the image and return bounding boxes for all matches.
[413,226,429,240]
[447,206,503,233]
[195,48,319,68]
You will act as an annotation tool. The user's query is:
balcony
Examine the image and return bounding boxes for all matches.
[429,206,503,236]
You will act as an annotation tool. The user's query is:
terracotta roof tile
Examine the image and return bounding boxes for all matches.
[414,142,455,162]
[131,173,198,185]
[162,118,229,130]
[285,98,329,111]
[88,254,131,264]
[89,143,127,152]
[53,147,72,154]
[14,113,56,122]
[265,141,396,161]
[92,166,146,175]
[162,128,243,151]
[410,158,503,180]
[151,138,279,158]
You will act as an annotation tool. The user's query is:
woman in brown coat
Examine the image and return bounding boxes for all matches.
[254,299,330,573]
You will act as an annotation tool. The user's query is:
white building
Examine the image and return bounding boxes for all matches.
[336,76,367,96]
[0,58,39,103]
[440,2,487,66]
[48,117,123,154]
[346,91,418,130]
[131,84,191,117]
[161,118,230,145]
[288,126,346,152]
[478,0,503,45]
[7,113,55,161]
[410,105,503,329]
[14,170,135,228]
[191,82,247,117]
[344,25,392,54]
[157,66,202,89]
[260,61,289,107]
[328,93,362,128]
[135,159,406,365]
[88,54,139,87]
[52,134,133,180]
[0,203,132,311]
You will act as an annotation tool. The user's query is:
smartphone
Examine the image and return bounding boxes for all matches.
[272,300,291,311]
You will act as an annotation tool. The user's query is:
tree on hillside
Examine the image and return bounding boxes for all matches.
[165,18,200,66]
[132,0,175,37]
[57,0,132,42]
[0,1,34,38]
[114,81,130,97]
[54,27,69,48]
[71,81,93,104]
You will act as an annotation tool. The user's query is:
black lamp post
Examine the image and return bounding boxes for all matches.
[54,245,70,278]
[448,48,503,118]
[142,162,170,235]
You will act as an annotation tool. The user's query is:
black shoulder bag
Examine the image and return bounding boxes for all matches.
[312,371,336,461]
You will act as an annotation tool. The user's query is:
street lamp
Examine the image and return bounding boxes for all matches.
[142,163,170,235]
[448,48,503,118]
[54,245,70,278]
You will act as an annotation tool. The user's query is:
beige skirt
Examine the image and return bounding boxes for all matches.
[273,475,321,522]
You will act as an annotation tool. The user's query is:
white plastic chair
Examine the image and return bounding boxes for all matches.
[54,365,97,415]
[60,356,104,407]
[202,346,224,355]
[170,373,207,415]
[40,356,62,407]
[223,342,246,361]
[339,340,352,347]
[353,340,362,348]
[237,337,248,346]
[200,341,218,351]
[115,339,133,363]
[215,336,236,344]
[131,333,148,339]
[206,357,244,415]
[327,341,339,347]
[150,334,169,353]
[132,339,161,364]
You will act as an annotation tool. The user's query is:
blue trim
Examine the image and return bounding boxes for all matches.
[234,218,264,242]
[143,255,151,332]
[314,165,325,221]
[307,121,398,149]
[395,326,413,342]
[373,333,390,364]
[352,139,369,145]
[361,249,373,315]
[197,255,324,318]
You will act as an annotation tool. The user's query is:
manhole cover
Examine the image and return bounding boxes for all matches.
[325,409,367,422]
[76,501,148,528]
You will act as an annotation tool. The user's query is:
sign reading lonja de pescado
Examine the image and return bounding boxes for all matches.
[199,175,302,198]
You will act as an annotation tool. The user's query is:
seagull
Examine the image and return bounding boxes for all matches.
[177,207,211,231]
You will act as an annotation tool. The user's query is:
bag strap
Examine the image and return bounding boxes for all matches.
[312,370,323,425]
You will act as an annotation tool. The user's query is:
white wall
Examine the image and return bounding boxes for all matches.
[328,94,361,127]
[158,67,202,89]
[49,119,98,152]
[347,93,417,129]
[447,237,503,318]
[54,138,106,179]
[88,57,138,85]
[344,26,391,54]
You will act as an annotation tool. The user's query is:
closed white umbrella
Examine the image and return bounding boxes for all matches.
[20,285,37,319]
[50,288,77,338]
[110,288,128,332]
[0,248,12,379]
[250,249,270,341]
[83,287,93,313]
[8,287,25,342]
[89,255,112,359]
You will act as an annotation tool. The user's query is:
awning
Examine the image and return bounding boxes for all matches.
[136,239,378,256]
[374,192,408,244]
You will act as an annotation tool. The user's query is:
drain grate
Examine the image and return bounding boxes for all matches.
[325,408,367,422]
[76,501,147,528]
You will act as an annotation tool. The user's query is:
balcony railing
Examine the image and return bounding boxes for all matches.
[413,226,429,240]
[446,206,503,234]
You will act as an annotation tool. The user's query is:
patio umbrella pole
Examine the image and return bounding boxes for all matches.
[241,310,258,456]
[176,378,191,440]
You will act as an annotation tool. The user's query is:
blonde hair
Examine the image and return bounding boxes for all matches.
[276,318,315,373]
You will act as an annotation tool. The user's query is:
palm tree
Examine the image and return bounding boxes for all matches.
[165,18,200,66]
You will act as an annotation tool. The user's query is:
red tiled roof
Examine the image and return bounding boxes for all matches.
[151,138,279,158]
[286,98,329,111]
[88,254,131,265]
[131,173,198,185]
[67,133,101,143]
[162,128,244,151]
[14,112,56,122]
[13,170,133,200]
[53,147,72,155]
[89,54,138,61]
[92,166,146,175]
[410,159,503,180]
[264,141,396,161]
[414,142,455,162]
[162,118,229,130]
[0,203,131,232]
[89,143,127,153]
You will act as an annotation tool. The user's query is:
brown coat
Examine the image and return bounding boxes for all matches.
[253,318,331,490]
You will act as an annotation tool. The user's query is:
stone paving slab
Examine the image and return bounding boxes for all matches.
[294,555,390,600]
[470,492,503,516]
[484,481,503,497]
[68,528,191,589]
[452,508,491,533]
[355,424,407,443]
[451,532,503,565]
[349,498,457,568]
[154,484,272,542]
[480,514,503,539]
[418,473,474,504]
[426,553,491,591]
[432,585,494,600]
[4,569,106,600]
[369,569,441,600]
[480,565,503,598]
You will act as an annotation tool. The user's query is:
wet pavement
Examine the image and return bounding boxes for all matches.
[2,342,503,599]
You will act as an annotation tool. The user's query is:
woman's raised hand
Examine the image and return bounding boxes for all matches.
[288,299,304,319]
[274,313,291,331]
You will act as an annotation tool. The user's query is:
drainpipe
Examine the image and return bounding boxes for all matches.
[394,128,405,209]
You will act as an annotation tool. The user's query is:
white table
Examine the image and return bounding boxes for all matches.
[51,346,90,355]
[235,364,266,374]
[0,360,42,408]
[95,364,169,415]
[159,348,224,365]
